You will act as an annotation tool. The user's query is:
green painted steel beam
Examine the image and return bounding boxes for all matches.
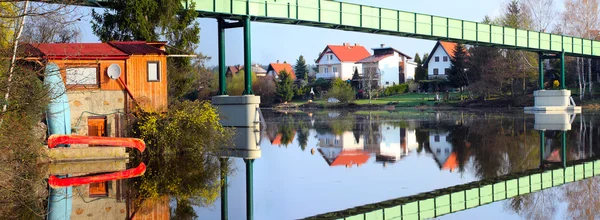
[303,157,600,220]
[186,0,600,58]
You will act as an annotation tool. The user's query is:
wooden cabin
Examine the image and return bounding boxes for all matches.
[22,41,168,137]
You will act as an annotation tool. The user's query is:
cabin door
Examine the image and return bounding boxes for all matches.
[87,116,109,197]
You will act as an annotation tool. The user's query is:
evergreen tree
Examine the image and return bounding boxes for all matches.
[91,0,203,102]
[294,55,308,81]
[447,44,469,92]
[414,53,429,82]
[276,70,295,103]
[351,68,360,90]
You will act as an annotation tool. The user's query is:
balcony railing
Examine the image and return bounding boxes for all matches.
[316,73,335,79]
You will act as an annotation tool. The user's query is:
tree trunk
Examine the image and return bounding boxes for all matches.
[1,1,29,128]
[588,58,593,99]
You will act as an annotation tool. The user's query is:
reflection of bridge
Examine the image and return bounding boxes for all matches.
[304,158,600,220]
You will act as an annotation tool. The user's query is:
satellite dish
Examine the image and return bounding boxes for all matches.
[107,64,122,80]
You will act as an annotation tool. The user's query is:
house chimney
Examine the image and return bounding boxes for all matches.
[355,43,360,46]
[343,42,351,47]
[277,60,279,63]
[381,44,385,48]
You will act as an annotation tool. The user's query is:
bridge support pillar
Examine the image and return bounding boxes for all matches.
[526,52,580,113]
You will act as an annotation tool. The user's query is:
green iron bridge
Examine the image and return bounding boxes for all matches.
[303,158,600,220]
[180,0,596,94]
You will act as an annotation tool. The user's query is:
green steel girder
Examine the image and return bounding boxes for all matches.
[189,0,600,58]
[304,157,600,220]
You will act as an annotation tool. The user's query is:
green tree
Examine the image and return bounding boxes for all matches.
[91,0,202,102]
[351,68,361,90]
[415,53,429,82]
[328,78,355,103]
[294,55,308,81]
[276,70,294,103]
[447,43,469,96]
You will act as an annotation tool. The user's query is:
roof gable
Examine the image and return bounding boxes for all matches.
[316,44,371,63]
[424,41,469,65]
[268,63,296,80]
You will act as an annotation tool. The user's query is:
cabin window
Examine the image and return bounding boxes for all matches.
[435,56,440,62]
[332,66,338,73]
[433,69,439,75]
[147,61,160,82]
[66,67,98,86]
[443,56,448,62]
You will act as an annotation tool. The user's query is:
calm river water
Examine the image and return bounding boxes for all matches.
[48,109,600,220]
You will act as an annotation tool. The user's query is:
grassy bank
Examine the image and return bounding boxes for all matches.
[291,92,462,108]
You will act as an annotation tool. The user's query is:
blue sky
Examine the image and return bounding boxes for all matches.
[76,0,565,67]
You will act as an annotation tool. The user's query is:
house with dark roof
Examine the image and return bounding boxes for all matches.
[315,43,371,81]
[226,64,267,77]
[425,41,467,79]
[22,41,168,137]
[266,61,296,80]
[357,44,417,87]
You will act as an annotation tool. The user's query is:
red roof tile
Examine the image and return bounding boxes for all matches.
[317,44,371,63]
[442,152,458,172]
[109,41,167,55]
[26,43,129,59]
[268,63,296,80]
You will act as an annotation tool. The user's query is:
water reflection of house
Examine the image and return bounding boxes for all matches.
[71,181,170,219]
[71,181,127,219]
[318,131,369,168]
[425,132,458,172]
[376,127,419,164]
[268,131,296,146]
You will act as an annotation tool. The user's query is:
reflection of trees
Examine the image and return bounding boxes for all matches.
[131,154,224,217]
[562,177,600,220]
[506,189,559,220]
[415,129,428,154]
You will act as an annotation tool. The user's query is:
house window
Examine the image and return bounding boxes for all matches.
[433,68,439,75]
[435,56,440,62]
[434,135,440,142]
[332,66,338,73]
[334,139,339,145]
[66,67,98,86]
[443,56,448,62]
[147,61,160,82]
[329,54,334,60]
[386,81,389,85]
[445,68,451,75]
[436,148,441,154]
[324,67,329,73]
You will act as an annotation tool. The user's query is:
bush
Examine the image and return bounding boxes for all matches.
[253,75,277,105]
[327,79,355,103]
[383,83,408,96]
[132,100,233,156]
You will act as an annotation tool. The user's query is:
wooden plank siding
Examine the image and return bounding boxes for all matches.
[125,55,168,111]
[50,59,127,91]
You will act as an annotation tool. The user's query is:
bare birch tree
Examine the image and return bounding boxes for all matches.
[522,0,556,32]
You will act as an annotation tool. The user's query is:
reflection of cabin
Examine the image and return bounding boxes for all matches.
[22,42,168,137]
[71,180,127,219]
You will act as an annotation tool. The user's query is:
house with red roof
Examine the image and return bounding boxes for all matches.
[22,41,168,137]
[357,44,416,87]
[266,61,296,80]
[315,43,371,81]
[317,131,370,168]
[424,41,468,79]
[227,64,267,77]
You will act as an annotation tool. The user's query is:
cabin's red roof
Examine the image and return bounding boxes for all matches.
[319,44,371,62]
[269,63,296,80]
[330,150,370,167]
[26,43,129,59]
[109,41,167,55]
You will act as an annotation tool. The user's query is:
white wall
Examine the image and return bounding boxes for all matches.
[429,132,452,165]
[340,62,361,80]
[404,61,417,82]
[427,46,451,78]
[378,54,401,87]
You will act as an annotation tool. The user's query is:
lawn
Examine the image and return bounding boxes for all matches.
[293,92,463,107]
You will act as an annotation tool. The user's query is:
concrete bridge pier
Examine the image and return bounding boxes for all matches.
[530,112,577,168]
[525,52,582,113]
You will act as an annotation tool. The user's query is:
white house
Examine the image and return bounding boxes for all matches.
[427,132,458,172]
[357,45,417,87]
[376,127,419,164]
[317,131,370,167]
[315,43,371,80]
[425,41,463,79]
